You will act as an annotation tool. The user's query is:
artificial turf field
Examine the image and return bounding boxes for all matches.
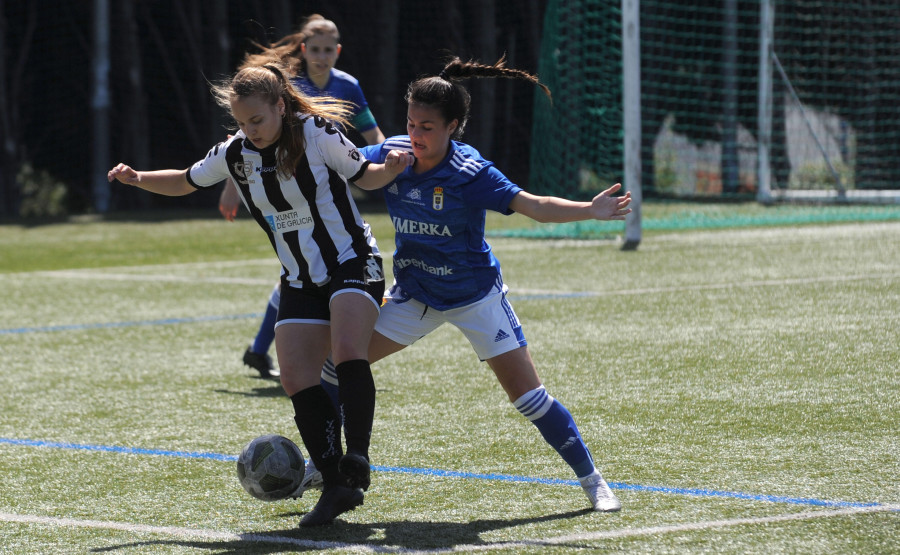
[1,203,897,553]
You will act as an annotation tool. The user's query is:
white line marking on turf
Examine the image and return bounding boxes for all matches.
[15,265,897,298]
[32,270,274,286]
[533,504,900,545]
[0,512,361,552]
[400,504,900,553]
[512,272,899,299]
[1,504,895,553]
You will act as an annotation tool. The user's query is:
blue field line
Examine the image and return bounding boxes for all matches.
[0,313,264,335]
[1,437,884,510]
[1,437,236,462]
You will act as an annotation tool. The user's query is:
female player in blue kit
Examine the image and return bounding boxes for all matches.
[324,55,632,512]
[109,62,413,526]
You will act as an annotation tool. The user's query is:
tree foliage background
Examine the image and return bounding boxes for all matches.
[0,0,547,216]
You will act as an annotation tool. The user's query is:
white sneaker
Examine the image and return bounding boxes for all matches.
[580,472,621,512]
[290,459,324,498]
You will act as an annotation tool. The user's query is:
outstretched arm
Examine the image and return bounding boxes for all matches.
[353,150,415,191]
[107,164,194,196]
[508,183,632,223]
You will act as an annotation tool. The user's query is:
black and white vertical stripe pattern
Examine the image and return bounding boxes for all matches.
[188,115,377,286]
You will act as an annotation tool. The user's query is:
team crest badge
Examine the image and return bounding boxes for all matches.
[432,187,444,210]
[232,161,250,185]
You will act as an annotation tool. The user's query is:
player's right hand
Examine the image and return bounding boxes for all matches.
[384,150,415,175]
[107,163,140,185]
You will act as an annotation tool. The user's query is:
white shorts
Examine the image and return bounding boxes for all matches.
[375,283,527,361]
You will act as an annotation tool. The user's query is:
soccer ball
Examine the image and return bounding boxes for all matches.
[236,434,306,501]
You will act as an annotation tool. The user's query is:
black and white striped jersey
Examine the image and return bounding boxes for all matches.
[186,114,378,287]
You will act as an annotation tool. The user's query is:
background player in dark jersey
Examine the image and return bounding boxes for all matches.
[109,63,414,527]
[220,14,386,380]
[325,56,631,513]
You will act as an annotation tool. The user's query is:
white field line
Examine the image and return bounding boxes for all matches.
[513,272,898,298]
[1,504,896,553]
[529,504,900,546]
[30,270,274,286]
[0,512,362,552]
[14,265,897,298]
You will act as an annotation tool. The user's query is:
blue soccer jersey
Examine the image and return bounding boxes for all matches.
[361,136,523,310]
[292,69,378,133]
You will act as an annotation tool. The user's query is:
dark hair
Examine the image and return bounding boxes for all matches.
[211,63,352,178]
[405,55,552,140]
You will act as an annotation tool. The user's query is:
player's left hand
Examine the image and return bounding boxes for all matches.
[218,179,241,222]
[591,183,632,220]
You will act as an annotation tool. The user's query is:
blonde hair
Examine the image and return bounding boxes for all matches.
[211,63,352,178]
[239,14,339,76]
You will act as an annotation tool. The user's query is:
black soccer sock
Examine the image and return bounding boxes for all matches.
[335,359,376,460]
[291,385,343,486]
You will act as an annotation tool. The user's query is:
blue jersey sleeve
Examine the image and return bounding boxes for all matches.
[293,70,379,133]
[463,166,523,215]
[359,143,387,164]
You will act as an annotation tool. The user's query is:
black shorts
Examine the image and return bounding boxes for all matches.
[277,255,385,325]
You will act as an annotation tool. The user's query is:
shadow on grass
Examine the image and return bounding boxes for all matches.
[214,381,285,399]
[89,508,601,553]
[216,384,393,400]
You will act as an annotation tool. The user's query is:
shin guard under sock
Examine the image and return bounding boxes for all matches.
[513,385,596,478]
[291,385,343,485]
[335,359,376,460]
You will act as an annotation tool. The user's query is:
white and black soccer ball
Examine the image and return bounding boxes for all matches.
[236,434,306,501]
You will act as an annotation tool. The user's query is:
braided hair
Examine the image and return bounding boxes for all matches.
[406,55,552,140]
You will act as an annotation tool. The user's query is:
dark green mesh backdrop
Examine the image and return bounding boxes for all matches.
[529,0,623,199]
[531,0,900,200]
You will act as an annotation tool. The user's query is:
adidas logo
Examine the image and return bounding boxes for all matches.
[559,436,578,451]
[493,329,510,342]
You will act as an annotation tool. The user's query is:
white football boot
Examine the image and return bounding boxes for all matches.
[290,458,324,498]
[580,471,621,512]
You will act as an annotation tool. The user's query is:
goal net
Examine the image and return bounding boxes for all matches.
[530,0,900,204]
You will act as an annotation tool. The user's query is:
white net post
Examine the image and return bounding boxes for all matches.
[756,0,774,203]
[622,0,642,250]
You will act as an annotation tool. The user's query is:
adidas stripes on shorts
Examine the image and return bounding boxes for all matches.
[374,283,527,361]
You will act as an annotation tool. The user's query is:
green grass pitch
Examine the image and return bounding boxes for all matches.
[0,204,897,553]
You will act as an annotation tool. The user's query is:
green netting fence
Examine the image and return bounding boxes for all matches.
[529,0,623,200]
[489,204,900,239]
[530,0,900,201]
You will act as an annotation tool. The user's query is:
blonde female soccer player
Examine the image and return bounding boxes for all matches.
[109,63,414,526]
[222,14,386,379]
